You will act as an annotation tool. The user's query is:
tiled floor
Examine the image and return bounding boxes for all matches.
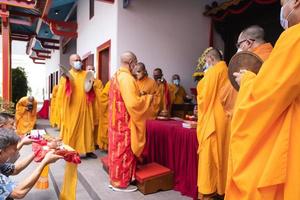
[12,119,191,200]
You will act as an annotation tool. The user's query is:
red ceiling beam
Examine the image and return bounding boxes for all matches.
[11,34,31,41]
[36,36,60,50]
[0,0,36,9]
[9,18,33,26]
[30,56,46,60]
[32,48,51,54]
[30,56,46,65]
[36,36,59,43]
[43,18,78,38]
[10,10,40,18]
[36,52,51,59]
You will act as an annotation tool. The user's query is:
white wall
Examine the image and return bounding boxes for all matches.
[77,0,118,77]
[117,0,212,92]
[0,39,46,102]
[44,49,60,99]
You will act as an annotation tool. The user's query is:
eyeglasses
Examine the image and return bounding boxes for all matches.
[236,39,255,49]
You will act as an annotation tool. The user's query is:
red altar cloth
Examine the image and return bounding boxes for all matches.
[38,100,49,119]
[143,120,198,199]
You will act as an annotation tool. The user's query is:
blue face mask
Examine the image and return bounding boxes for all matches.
[73,61,82,70]
[173,79,180,86]
[280,1,295,30]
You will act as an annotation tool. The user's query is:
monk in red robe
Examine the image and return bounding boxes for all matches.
[108,51,153,192]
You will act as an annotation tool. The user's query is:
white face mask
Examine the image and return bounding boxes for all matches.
[203,62,212,73]
[88,69,96,78]
[280,0,295,29]
[73,61,82,70]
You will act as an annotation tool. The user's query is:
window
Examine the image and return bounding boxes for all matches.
[96,0,114,4]
[89,0,94,19]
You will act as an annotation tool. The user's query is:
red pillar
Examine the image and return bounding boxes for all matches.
[1,5,11,102]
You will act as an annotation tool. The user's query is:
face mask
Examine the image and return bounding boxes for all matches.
[173,79,180,86]
[88,70,96,78]
[203,62,212,72]
[73,61,82,70]
[280,1,295,29]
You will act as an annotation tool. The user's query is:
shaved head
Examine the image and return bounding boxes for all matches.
[239,25,265,43]
[135,62,146,71]
[206,48,222,61]
[120,51,137,72]
[134,62,147,80]
[28,96,34,102]
[69,54,81,66]
[172,74,180,80]
[121,51,137,65]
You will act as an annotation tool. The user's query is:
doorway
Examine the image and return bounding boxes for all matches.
[97,40,111,85]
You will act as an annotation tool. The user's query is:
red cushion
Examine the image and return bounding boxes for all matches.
[136,162,171,183]
[101,156,109,167]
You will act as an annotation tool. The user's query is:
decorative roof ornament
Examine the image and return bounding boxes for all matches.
[192,47,213,81]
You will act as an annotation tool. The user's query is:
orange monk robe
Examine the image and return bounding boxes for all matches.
[92,79,103,144]
[220,42,273,191]
[156,81,171,114]
[252,42,273,62]
[59,69,95,154]
[15,97,37,135]
[196,61,228,195]
[55,79,66,130]
[97,81,110,150]
[226,24,300,200]
[169,84,187,104]
[50,85,59,127]
[136,76,160,119]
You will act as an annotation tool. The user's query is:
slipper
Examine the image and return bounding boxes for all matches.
[111,185,137,192]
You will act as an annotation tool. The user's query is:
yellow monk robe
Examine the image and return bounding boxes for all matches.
[136,76,160,119]
[92,79,103,145]
[97,81,110,150]
[50,85,59,127]
[169,84,187,104]
[59,69,95,153]
[226,24,300,200]
[15,97,37,135]
[220,42,273,192]
[55,79,66,130]
[197,61,228,195]
[59,69,94,200]
[156,81,171,114]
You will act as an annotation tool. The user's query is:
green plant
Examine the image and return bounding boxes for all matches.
[12,67,29,105]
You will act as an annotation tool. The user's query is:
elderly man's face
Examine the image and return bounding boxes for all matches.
[134,66,146,80]
[153,70,163,81]
[0,144,18,163]
[86,66,95,72]
[129,58,138,73]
